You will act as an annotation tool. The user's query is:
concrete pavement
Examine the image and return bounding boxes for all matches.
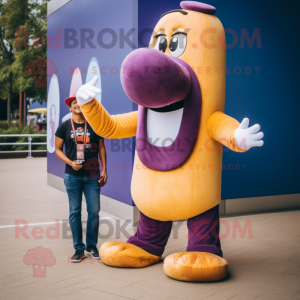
[0,158,299,300]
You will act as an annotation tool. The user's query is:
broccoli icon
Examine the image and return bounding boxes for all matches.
[23,246,56,277]
[83,157,100,179]
[24,57,57,88]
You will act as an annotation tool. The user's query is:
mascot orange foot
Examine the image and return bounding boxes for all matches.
[100,243,227,282]
[77,0,264,282]
[100,242,160,268]
[164,252,228,282]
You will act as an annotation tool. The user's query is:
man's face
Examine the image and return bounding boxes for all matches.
[69,99,82,114]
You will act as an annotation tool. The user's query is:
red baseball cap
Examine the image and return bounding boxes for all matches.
[64,93,77,107]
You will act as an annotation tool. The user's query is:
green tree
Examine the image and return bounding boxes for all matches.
[0,0,29,125]
[0,55,8,99]
[12,0,49,104]
[0,0,49,125]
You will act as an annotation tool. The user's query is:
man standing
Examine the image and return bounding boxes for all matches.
[55,89,107,263]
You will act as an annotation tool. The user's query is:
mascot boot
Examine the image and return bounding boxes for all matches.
[76,1,264,281]
[99,241,160,268]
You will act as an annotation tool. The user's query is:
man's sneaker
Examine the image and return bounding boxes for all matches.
[85,246,100,260]
[70,250,85,263]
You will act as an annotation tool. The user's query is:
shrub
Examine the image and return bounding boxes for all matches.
[0,125,47,151]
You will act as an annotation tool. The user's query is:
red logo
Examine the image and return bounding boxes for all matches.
[23,246,56,277]
[83,157,100,178]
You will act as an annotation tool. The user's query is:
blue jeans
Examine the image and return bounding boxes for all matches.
[64,173,100,251]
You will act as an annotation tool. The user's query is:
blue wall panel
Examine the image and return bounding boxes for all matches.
[138,0,300,199]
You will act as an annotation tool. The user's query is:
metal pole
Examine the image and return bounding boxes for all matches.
[26,135,34,158]
[23,91,27,126]
[19,92,23,124]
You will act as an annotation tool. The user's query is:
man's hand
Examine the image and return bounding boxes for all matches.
[70,161,83,171]
[234,118,264,150]
[101,170,108,185]
[76,76,102,105]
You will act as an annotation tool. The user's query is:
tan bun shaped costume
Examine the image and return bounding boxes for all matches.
[76,1,264,282]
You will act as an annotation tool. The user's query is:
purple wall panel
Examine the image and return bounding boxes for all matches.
[47,0,138,205]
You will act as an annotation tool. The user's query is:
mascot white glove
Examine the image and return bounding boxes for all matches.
[234,118,264,150]
[76,76,102,105]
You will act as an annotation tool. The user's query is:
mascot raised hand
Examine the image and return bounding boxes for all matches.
[76,1,264,282]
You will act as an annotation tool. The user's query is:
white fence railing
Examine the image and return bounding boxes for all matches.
[0,134,47,158]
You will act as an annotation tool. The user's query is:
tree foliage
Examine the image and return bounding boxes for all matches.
[0,0,49,123]
[12,0,49,103]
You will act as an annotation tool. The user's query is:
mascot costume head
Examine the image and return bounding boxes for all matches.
[74,1,264,282]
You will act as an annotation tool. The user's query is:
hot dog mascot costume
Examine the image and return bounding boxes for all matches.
[74,1,264,282]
